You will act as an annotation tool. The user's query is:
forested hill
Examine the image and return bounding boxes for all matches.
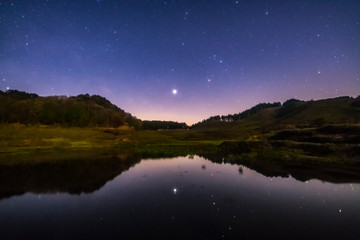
[192,96,360,128]
[0,90,142,129]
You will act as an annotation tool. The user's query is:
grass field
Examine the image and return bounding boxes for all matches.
[0,120,257,151]
[0,124,224,164]
[1,122,359,163]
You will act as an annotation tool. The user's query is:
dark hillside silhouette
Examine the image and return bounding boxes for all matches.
[0,90,141,129]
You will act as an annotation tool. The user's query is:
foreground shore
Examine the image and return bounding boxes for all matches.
[1,124,359,181]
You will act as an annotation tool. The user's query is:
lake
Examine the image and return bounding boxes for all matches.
[1,155,360,239]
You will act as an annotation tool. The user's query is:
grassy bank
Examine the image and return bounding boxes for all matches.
[0,124,220,164]
[1,123,360,183]
[1,123,359,165]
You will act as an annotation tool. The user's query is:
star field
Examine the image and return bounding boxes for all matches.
[1,0,359,124]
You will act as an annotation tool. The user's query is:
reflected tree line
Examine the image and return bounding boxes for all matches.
[0,154,142,200]
[1,145,360,201]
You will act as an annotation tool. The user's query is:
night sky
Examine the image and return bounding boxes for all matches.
[1,0,359,124]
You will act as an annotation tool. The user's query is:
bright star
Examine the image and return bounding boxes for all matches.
[172,89,177,95]
[173,188,177,193]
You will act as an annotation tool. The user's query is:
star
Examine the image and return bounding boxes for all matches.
[0,0,357,125]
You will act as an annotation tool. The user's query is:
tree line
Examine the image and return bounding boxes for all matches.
[141,120,188,130]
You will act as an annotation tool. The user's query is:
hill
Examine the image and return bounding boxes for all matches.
[0,90,142,129]
[189,96,360,180]
[192,96,360,129]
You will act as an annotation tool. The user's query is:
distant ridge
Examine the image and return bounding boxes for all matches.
[1,90,359,129]
[192,96,360,128]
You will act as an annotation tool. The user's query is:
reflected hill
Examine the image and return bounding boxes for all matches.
[0,154,142,201]
[198,143,360,184]
[1,145,360,201]
[0,150,190,201]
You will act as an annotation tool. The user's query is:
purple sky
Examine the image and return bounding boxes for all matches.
[1,0,359,124]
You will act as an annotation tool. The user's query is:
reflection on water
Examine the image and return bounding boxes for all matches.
[0,154,142,200]
[1,155,360,239]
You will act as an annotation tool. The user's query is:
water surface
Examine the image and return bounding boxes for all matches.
[1,156,359,239]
